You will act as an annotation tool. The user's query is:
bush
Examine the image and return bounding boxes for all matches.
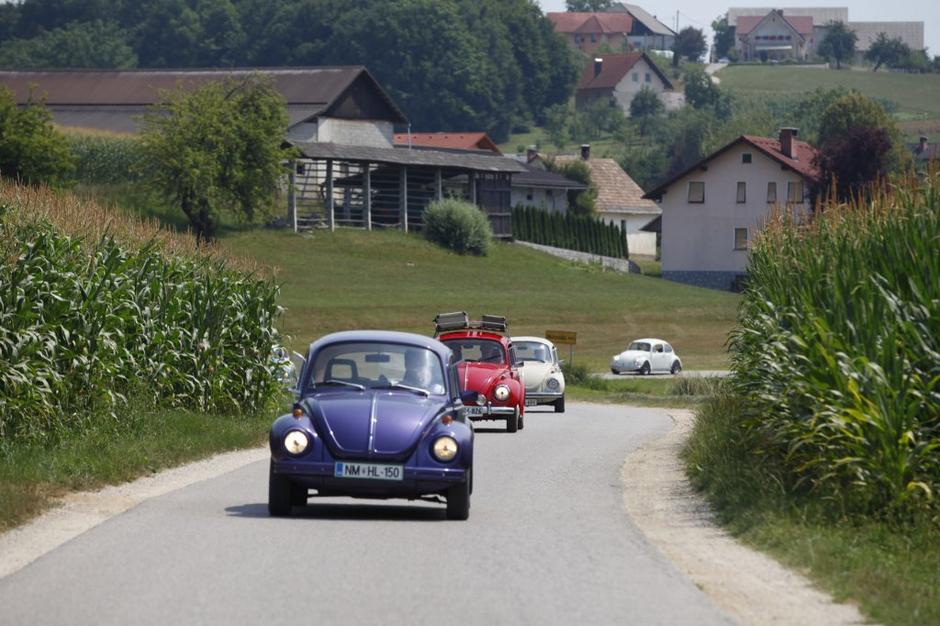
[0,183,284,444]
[68,134,145,184]
[512,205,628,258]
[0,87,74,186]
[727,174,940,518]
[560,360,592,386]
[423,198,492,256]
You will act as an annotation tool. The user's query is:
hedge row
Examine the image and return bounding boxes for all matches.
[67,134,145,185]
[511,205,628,259]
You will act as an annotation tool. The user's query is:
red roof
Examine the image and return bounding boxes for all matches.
[736,12,813,36]
[547,12,633,35]
[577,53,672,91]
[643,134,819,200]
[393,132,501,154]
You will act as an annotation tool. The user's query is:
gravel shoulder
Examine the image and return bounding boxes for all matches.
[621,410,870,626]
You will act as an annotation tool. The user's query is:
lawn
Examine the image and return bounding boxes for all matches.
[222,228,739,371]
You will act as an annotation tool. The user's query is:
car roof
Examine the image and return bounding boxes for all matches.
[630,338,669,344]
[307,330,452,360]
[438,330,510,345]
[512,336,555,347]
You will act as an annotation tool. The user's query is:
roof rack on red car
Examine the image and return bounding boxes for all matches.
[434,311,508,336]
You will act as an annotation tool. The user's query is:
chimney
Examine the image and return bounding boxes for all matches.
[580,144,591,160]
[779,127,799,160]
[919,136,929,154]
[526,145,538,163]
[594,57,603,78]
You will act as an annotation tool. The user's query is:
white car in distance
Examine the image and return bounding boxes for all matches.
[513,336,566,412]
[610,339,682,375]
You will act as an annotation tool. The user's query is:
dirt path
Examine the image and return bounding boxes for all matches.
[621,409,870,626]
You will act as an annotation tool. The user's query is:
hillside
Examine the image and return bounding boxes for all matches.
[222,228,739,371]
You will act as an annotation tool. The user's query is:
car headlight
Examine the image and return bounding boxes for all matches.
[494,384,510,401]
[476,393,486,406]
[432,436,459,462]
[546,378,560,391]
[284,431,309,455]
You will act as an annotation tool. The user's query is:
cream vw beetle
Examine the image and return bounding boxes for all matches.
[610,338,682,375]
[513,336,566,412]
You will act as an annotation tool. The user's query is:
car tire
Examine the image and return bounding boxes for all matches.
[639,362,651,376]
[447,468,471,520]
[506,407,519,433]
[268,462,293,517]
[554,396,565,413]
[518,409,525,430]
[670,361,682,375]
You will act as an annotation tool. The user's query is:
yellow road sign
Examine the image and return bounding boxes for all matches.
[545,330,577,345]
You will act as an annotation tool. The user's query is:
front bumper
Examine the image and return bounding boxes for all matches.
[272,459,467,497]
[525,391,564,404]
[465,404,516,421]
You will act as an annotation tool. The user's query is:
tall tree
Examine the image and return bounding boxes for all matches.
[817,21,857,69]
[711,15,735,60]
[865,33,911,71]
[672,26,706,66]
[0,20,137,68]
[140,77,292,240]
[565,0,612,11]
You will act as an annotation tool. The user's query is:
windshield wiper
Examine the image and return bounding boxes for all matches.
[318,379,366,391]
[374,382,429,397]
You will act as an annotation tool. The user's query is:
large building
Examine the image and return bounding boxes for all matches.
[547,3,675,54]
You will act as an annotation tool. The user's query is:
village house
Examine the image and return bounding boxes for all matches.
[575,52,680,115]
[556,145,660,257]
[509,148,588,213]
[546,11,635,54]
[393,132,502,154]
[0,67,525,236]
[608,3,677,51]
[643,129,820,291]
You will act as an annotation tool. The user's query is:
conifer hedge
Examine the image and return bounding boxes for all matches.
[511,205,628,259]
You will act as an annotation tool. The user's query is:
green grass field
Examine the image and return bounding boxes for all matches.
[222,228,738,371]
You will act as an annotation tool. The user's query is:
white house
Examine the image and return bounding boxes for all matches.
[643,129,820,291]
[575,52,681,116]
[556,146,660,257]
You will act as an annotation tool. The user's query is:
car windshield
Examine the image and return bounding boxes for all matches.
[442,339,505,364]
[307,342,445,395]
[628,342,651,352]
[514,341,552,363]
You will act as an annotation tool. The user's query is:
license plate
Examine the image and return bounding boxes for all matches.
[334,462,403,481]
[525,398,538,407]
[464,406,485,417]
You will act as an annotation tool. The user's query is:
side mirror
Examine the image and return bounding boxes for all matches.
[460,390,481,405]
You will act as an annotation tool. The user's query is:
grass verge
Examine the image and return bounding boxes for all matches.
[566,376,722,409]
[683,395,940,626]
[0,407,271,532]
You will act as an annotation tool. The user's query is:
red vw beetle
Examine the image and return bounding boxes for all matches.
[434,312,526,433]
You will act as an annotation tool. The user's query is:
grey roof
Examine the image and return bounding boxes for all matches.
[290,141,527,173]
[616,3,676,36]
[511,164,588,190]
[849,22,925,51]
[728,7,848,24]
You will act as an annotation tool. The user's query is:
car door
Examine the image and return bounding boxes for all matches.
[651,343,668,371]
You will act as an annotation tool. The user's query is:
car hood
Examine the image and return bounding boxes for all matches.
[613,350,649,361]
[518,362,556,391]
[457,362,509,394]
[306,391,445,461]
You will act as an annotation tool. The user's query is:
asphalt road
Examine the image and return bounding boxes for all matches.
[600,370,730,380]
[0,403,736,626]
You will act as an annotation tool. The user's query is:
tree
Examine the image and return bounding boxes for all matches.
[683,68,723,109]
[0,20,137,68]
[817,21,857,69]
[566,0,612,10]
[711,16,735,60]
[140,77,292,240]
[671,27,706,66]
[629,87,664,119]
[546,158,597,215]
[865,33,910,71]
[0,87,74,186]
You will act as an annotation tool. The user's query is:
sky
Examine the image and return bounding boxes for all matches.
[536,0,939,57]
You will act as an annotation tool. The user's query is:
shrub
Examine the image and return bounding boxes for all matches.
[423,198,492,256]
[560,360,592,386]
[727,174,940,518]
[0,87,74,186]
[68,134,145,184]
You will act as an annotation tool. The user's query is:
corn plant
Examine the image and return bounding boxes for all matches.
[729,173,940,517]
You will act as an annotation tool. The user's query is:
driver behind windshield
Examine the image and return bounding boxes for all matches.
[401,349,444,392]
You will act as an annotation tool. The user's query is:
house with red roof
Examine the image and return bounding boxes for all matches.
[546,12,634,54]
[734,9,816,61]
[575,52,680,115]
[643,129,820,290]
[393,132,501,154]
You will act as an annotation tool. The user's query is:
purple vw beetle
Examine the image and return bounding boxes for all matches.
[269,331,474,520]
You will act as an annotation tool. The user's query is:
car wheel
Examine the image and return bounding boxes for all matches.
[268,461,293,517]
[446,468,471,520]
[518,410,525,430]
[506,407,519,433]
[610,368,620,375]
[639,362,651,376]
[670,361,682,375]
[554,396,565,413]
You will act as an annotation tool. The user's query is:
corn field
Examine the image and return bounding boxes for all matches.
[0,183,283,443]
[68,135,145,185]
[729,174,940,516]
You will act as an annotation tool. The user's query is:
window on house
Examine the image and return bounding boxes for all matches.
[632,72,639,82]
[546,189,554,197]
[645,72,651,83]
[526,188,534,201]
[736,182,747,203]
[590,34,597,42]
[767,182,777,203]
[688,181,705,203]
[734,228,748,250]
[788,180,804,204]
[742,153,752,164]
